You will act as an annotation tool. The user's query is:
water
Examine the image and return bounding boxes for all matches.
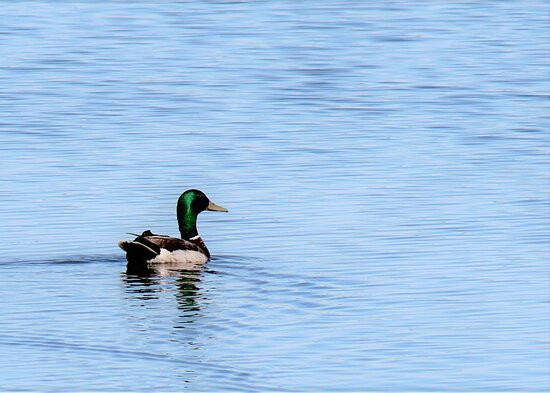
[1,1,549,391]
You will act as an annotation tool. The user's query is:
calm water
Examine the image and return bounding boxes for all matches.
[1,2,549,391]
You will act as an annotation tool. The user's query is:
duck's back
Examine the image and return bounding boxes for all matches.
[118,230,210,266]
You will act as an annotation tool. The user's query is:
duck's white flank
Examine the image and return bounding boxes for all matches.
[149,248,208,264]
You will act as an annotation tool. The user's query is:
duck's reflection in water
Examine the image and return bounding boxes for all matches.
[122,263,205,314]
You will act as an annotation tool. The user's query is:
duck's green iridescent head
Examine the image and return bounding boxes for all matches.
[177,189,228,239]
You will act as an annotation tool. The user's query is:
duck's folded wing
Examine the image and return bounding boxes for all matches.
[135,234,203,253]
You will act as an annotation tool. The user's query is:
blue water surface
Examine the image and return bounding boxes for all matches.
[0,1,549,391]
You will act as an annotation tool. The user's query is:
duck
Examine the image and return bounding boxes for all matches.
[118,189,228,271]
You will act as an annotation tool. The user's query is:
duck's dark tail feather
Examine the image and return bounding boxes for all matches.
[119,240,159,274]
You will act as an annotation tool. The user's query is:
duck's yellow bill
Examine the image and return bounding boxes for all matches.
[207,200,228,212]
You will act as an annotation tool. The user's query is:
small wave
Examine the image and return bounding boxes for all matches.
[1,254,126,266]
[0,334,276,391]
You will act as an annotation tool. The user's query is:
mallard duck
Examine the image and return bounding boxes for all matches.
[118,189,228,270]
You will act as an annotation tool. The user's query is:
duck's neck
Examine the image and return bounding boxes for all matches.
[177,203,199,240]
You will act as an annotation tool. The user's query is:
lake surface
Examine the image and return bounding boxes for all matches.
[1,1,549,391]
